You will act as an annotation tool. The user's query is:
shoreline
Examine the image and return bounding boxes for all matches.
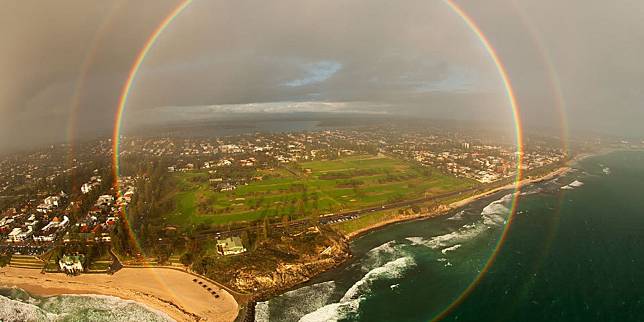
[0,266,239,322]
[0,156,597,321]
[244,162,582,320]
[343,164,573,241]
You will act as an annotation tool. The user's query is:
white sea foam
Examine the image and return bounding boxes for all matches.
[258,281,336,322]
[569,180,584,187]
[0,296,54,321]
[481,194,513,226]
[255,301,271,322]
[521,187,543,196]
[483,212,506,226]
[441,244,462,255]
[448,210,466,221]
[407,193,510,254]
[406,222,488,250]
[603,167,611,175]
[360,240,406,272]
[342,257,416,302]
[561,180,584,190]
[0,291,173,322]
[299,257,416,322]
[298,299,360,322]
[405,237,426,245]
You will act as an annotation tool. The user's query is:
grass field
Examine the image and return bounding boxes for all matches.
[167,155,476,227]
[331,209,399,235]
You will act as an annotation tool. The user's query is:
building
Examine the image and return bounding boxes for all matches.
[41,215,69,233]
[216,236,247,256]
[44,196,61,207]
[59,254,84,274]
[7,226,33,242]
[96,195,114,207]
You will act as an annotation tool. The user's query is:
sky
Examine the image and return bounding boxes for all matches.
[1,0,643,152]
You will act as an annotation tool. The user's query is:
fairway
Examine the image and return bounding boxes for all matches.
[167,155,475,226]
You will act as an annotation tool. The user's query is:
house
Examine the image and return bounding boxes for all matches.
[41,215,69,233]
[218,183,237,192]
[33,234,55,242]
[37,195,62,213]
[96,195,114,207]
[81,178,102,194]
[7,226,33,242]
[59,254,84,274]
[216,236,247,256]
[36,203,53,213]
[44,196,61,207]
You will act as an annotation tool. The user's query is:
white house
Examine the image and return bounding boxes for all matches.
[96,195,114,206]
[216,236,247,256]
[59,254,84,274]
[7,227,33,242]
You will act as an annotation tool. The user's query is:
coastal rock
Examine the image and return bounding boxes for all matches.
[199,227,351,296]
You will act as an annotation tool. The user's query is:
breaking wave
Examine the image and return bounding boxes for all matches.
[441,244,462,255]
[561,180,584,190]
[406,222,487,250]
[448,210,466,221]
[342,257,416,302]
[298,257,416,322]
[406,193,512,254]
[359,240,409,272]
[255,281,336,322]
[298,300,360,322]
[521,187,543,196]
[0,288,173,322]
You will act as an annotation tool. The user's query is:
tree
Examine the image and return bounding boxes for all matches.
[262,216,270,240]
[180,252,193,266]
[310,208,320,227]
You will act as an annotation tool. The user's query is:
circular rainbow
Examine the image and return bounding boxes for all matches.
[110,1,530,318]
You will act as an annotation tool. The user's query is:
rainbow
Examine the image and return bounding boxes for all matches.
[509,0,570,156]
[64,1,125,199]
[111,0,191,254]
[112,0,192,184]
[110,0,530,316]
[430,1,526,320]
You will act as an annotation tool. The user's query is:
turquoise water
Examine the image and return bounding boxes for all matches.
[0,287,172,322]
[258,150,644,322]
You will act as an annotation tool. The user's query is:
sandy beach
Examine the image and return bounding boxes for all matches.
[345,165,572,240]
[0,266,238,322]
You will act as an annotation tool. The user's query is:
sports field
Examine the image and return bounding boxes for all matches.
[167,155,475,226]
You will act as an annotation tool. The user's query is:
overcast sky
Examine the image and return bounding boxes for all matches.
[1,0,643,152]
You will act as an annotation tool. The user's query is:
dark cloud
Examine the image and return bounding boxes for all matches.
[1,0,643,152]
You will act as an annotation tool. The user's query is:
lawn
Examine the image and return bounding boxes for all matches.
[166,155,476,227]
[332,209,398,235]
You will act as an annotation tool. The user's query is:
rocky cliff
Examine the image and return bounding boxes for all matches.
[195,226,351,297]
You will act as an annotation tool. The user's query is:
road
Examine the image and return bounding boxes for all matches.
[194,186,480,239]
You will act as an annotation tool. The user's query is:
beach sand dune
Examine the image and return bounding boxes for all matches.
[0,266,238,322]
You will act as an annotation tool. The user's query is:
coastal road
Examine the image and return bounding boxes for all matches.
[194,186,482,239]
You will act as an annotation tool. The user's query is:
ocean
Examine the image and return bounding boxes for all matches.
[0,287,172,322]
[256,150,644,322]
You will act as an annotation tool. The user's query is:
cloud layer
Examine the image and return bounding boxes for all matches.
[1,0,643,151]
